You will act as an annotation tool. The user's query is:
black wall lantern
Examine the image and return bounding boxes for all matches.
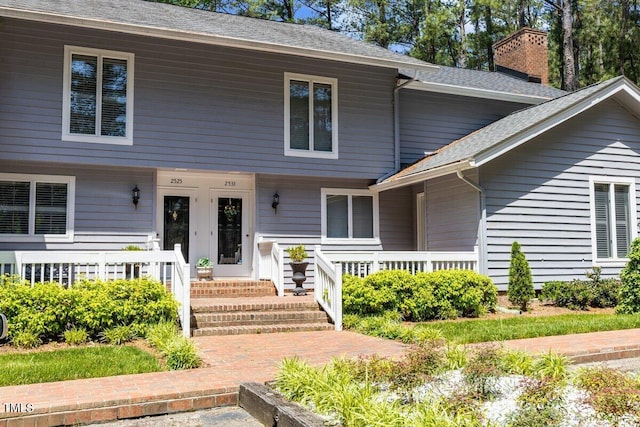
[272,192,280,212]
[132,185,140,209]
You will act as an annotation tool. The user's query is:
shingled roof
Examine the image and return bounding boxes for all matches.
[0,0,434,70]
[376,76,639,190]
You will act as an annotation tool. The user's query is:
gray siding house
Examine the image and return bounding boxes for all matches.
[2,0,635,290]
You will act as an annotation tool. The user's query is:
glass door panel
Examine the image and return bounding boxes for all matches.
[163,195,189,261]
[217,197,243,265]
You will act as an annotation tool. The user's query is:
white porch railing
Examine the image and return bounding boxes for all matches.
[322,249,478,277]
[257,238,284,296]
[0,245,191,337]
[314,246,342,331]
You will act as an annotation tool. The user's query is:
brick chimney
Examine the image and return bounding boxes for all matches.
[493,28,548,85]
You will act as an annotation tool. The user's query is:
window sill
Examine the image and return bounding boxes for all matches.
[593,259,629,268]
[285,148,338,160]
[62,133,133,146]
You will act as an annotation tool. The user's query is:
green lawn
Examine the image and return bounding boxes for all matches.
[420,313,640,344]
[0,345,162,386]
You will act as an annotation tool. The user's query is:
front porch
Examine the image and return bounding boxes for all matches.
[0,245,478,335]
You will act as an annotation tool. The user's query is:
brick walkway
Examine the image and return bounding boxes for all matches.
[1,328,640,426]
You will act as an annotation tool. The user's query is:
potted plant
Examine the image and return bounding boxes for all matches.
[196,257,213,281]
[123,245,143,278]
[286,245,308,296]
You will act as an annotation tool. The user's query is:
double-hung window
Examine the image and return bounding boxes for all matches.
[590,177,636,263]
[0,174,75,241]
[285,73,338,159]
[63,46,134,145]
[321,189,378,243]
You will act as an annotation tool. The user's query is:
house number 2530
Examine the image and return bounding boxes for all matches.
[225,181,236,187]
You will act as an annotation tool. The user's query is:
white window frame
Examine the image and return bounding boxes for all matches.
[321,188,379,244]
[0,173,75,242]
[284,72,338,159]
[62,46,135,145]
[589,176,637,266]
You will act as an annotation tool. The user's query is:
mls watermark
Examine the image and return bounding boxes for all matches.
[3,402,34,413]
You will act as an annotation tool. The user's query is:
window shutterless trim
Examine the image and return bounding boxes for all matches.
[284,72,338,159]
[320,188,379,244]
[0,173,75,243]
[589,176,637,265]
[62,46,134,145]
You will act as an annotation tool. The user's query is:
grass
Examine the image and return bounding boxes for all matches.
[0,345,162,386]
[419,313,640,344]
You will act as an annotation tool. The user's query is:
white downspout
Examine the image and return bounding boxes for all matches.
[456,170,487,275]
[393,78,416,171]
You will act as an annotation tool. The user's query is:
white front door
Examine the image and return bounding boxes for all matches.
[211,190,251,277]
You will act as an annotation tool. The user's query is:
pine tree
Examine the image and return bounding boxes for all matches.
[508,241,534,311]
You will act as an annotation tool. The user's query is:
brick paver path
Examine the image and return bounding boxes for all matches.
[1,328,640,426]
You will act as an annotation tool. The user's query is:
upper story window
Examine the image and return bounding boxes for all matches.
[0,174,75,242]
[63,46,134,145]
[321,188,379,243]
[590,176,637,264]
[285,73,338,159]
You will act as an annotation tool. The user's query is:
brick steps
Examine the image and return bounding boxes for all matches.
[192,310,330,328]
[189,281,333,336]
[192,322,334,337]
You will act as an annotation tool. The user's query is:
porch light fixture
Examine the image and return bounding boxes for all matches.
[272,192,280,212]
[132,185,140,208]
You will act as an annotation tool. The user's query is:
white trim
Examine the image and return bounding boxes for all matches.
[284,72,338,159]
[589,176,637,266]
[416,192,425,251]
[62,45,134,145]
[404,80,553,105]
[321,188,379,244]
[473,81,638,167]
[0,7,437,72]
[0,173,75,243]
[371,160,473,192]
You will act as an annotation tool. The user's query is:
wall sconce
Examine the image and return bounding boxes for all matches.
[272,192,280,212]
[132,185,140,209]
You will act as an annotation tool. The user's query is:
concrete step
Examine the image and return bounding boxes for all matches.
[190,280,276,298]
[192,310,330,328]
[191,323,335,337]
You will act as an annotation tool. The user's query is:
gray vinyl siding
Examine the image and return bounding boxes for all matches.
[0,18,396,179]
[424,172,479,251]
[481,99,640,289]
[399,90,528,165]
[379,187,414,250]
[0,162,154,250]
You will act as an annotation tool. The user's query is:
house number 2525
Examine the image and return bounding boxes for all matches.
[170,178,183,184]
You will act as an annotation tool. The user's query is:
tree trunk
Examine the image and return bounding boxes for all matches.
[561,0,578,90]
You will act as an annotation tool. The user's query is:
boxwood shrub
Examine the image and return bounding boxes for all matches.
[342,269,497,321]
[0,275,178,345]
[541,268,622,310]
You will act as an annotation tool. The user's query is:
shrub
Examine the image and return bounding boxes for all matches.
[541,267,622,310]
[100,325,135,345]
[342,271,412,316]
[574,367,640,418]
[617,237,640,314]
[64,328,89,345]
[0,276,178,345]
[463,345,504,399]
[508,241,535,311]
[11,330,42,349]
[532,352,568,383]
[587,267,621,308]
[164,336,202,370]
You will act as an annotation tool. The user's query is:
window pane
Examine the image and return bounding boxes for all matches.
[290,80,309,150]
[615,185,630,258]
[326,195,348,238]
[70,54,97,135]
[101,58,127,137]
[35,183,68,235]
[0,181,30,234]
[594,183,611,258]
[352,196,373,238]
[313,83,332,152]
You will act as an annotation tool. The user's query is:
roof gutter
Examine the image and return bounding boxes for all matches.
[404,80,552,105]
[0,7,438,72]
[393,77,417,171]
[456,171,487,276]
[371,160,473,192]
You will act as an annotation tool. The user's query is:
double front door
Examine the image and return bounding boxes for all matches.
[159,189,251,277]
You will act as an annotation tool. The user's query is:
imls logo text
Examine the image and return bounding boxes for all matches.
[3,403,34,413]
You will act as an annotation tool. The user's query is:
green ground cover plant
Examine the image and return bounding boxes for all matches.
[146,321,202,370]
[0,345,161,386]
[274,341,640,426]
[344,312,640,344]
